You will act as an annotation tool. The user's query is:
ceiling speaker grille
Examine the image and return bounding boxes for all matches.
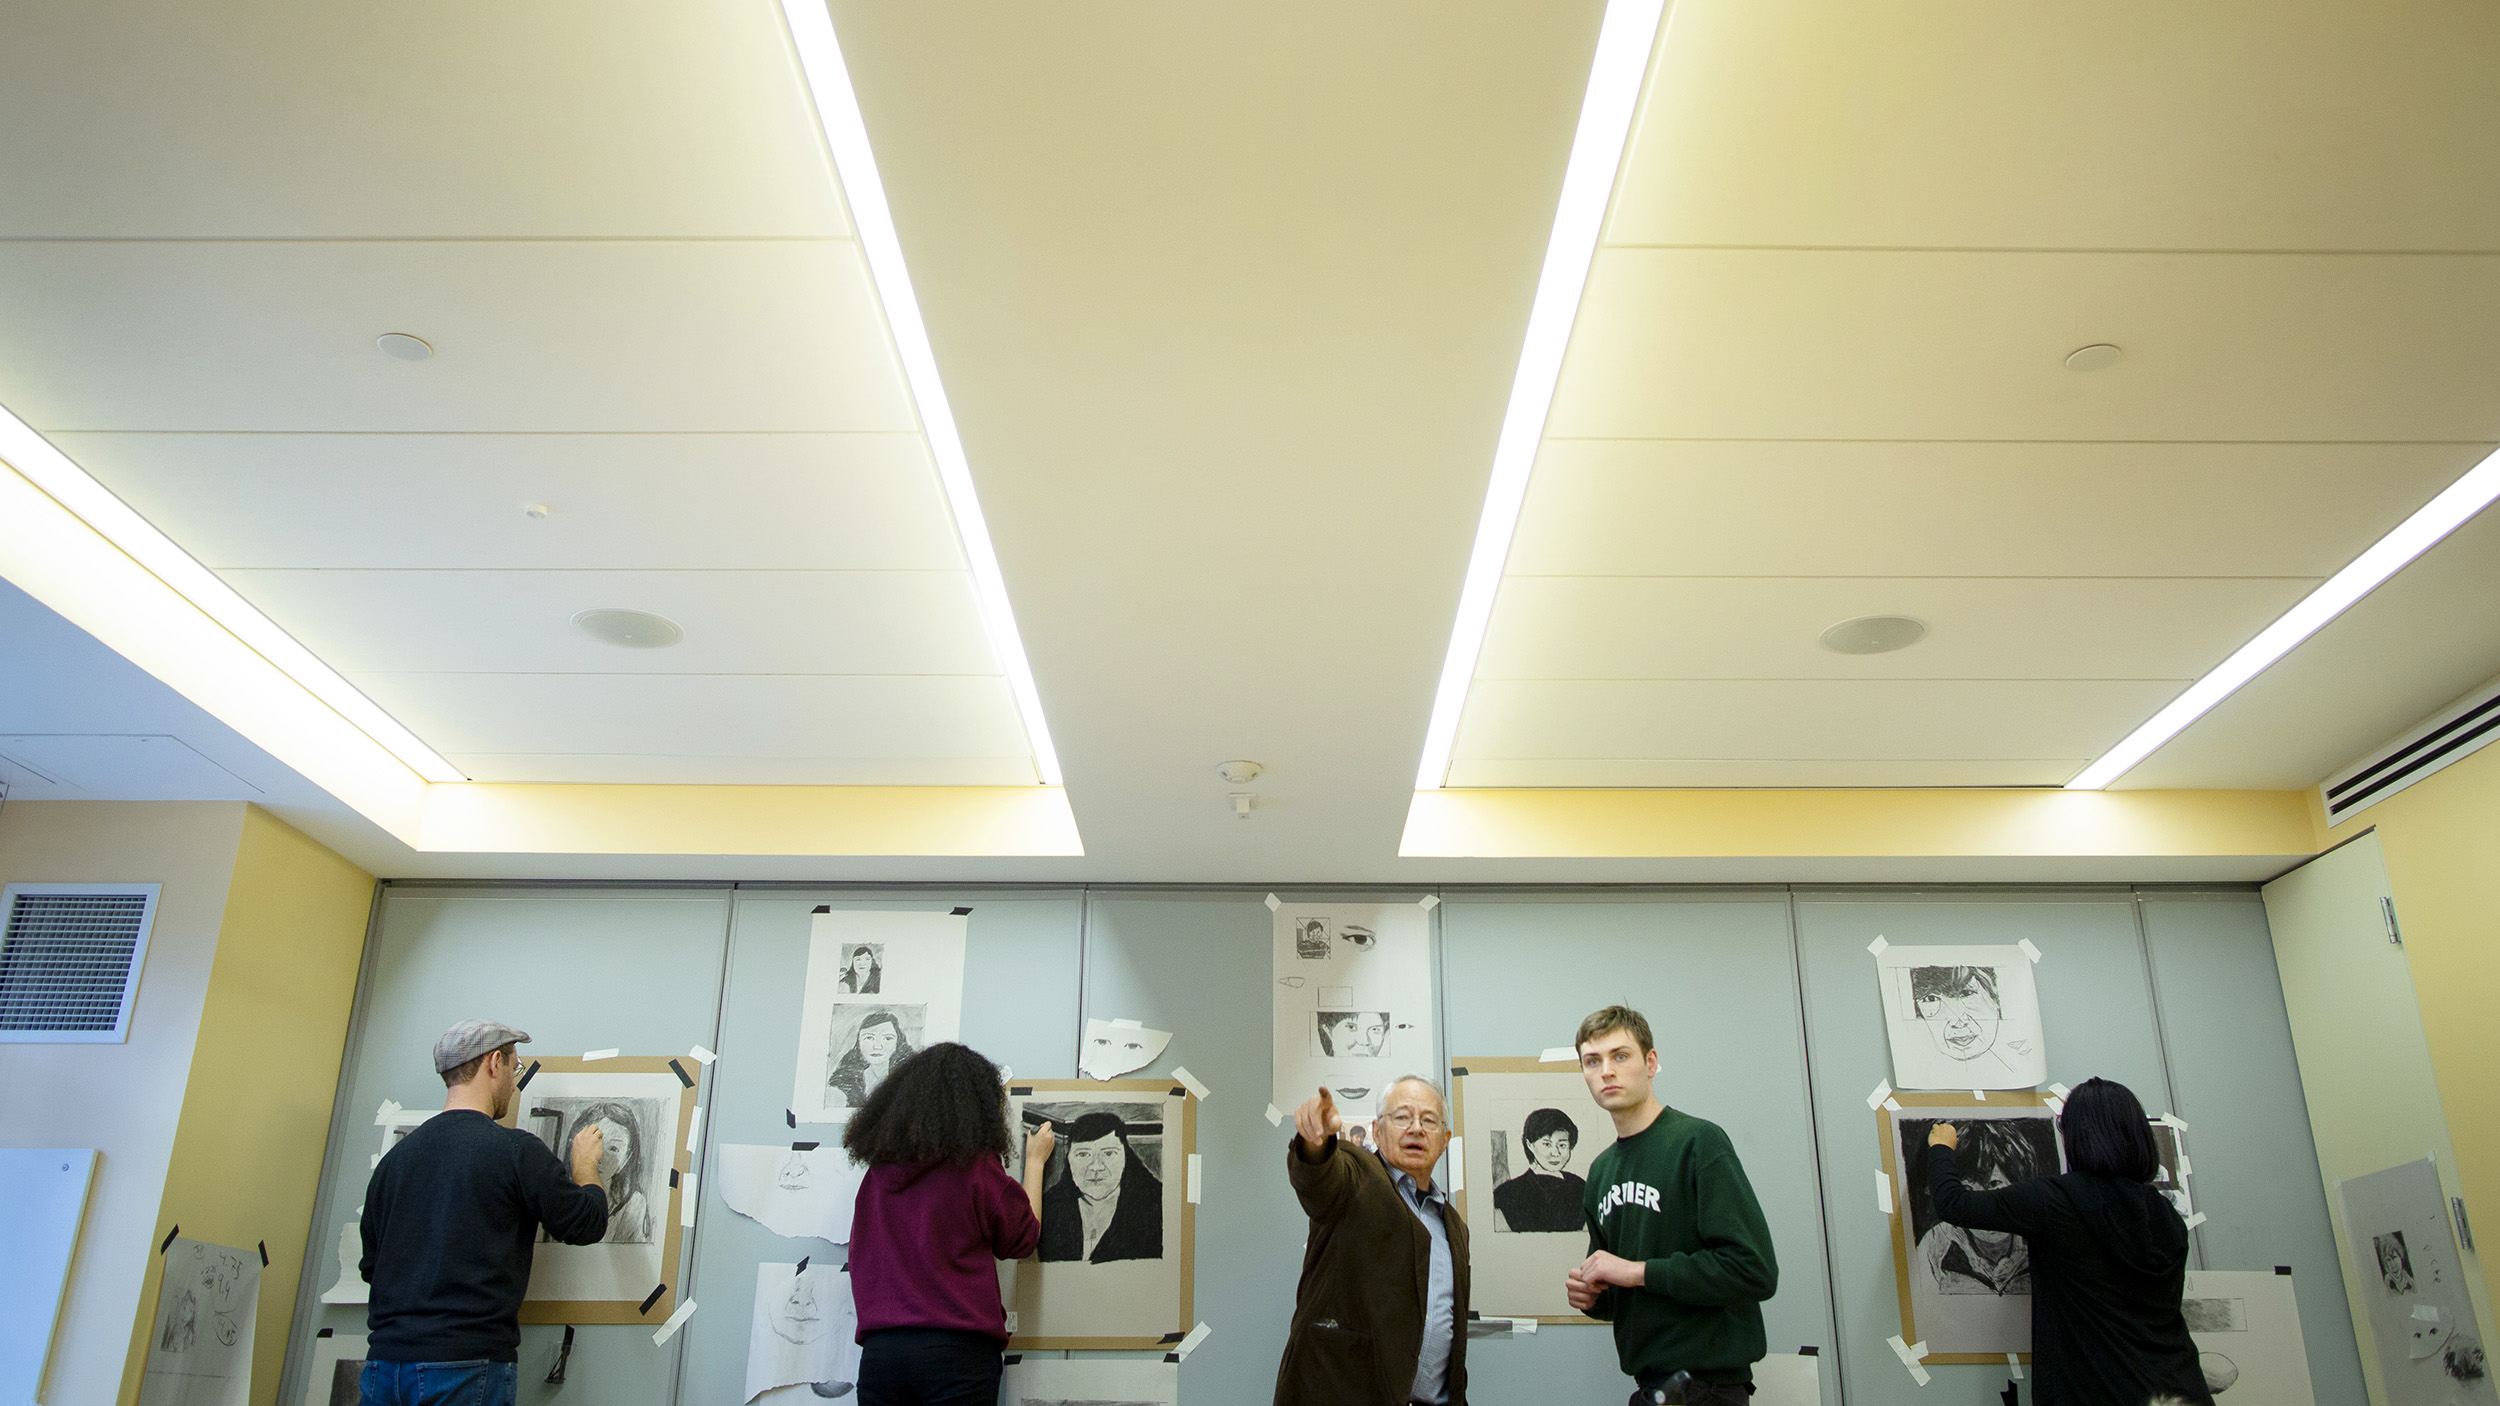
[0,890,152,1038]
[2321,677,2500,826]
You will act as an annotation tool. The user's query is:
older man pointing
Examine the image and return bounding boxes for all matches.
[1274,1078,1470,1406]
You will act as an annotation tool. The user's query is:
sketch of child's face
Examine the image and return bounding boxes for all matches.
[849,948,875,980]
[1069,1131,1126,1200]
[592,1116,633,1181]
[858,1019,899,1063]
[1526,1129,1575,1174]
[1916,974,2001,1061]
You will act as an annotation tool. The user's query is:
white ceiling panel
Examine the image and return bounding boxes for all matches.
[1547,249,2500,442]
[1444,758,2081,789]
[1615,0,2500,252]
[1507,439,2484,579]
[58,432,963,571]
[0,0,846,238]
[1454,678,2182,762]
[445,753,1040,787]
[219,569,996,678]
[0,240,915,433]
[1476,576,2313,681]
[363,673,1032,762]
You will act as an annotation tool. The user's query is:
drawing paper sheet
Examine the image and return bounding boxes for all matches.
[137,1237,259,1406]
[1874,944,2047,1090]
[1751,1353,1823,1406]
[2150,1123,2196,1224]
[1082,1018,1174,1080]
[1002,1085,1191,1345]
[300,1332,367,1406]
[1452,1067,1617,1319]
[0,1148,95,1405]
[316,1221,366,1304]
[2181,1270,2316,1406]
[516,1070,684,1303]
[2340,1159,2497,1406]
[744,1262,859,1402]
[1271,902,1434,1121]
[1886,1103,2064,1356]
[1001,1355,1180,1405]
[719,1143,866,1244]
[794,910,968,1124]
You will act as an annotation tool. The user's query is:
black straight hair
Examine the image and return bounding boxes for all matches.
[840,1042,1013,1169]
[2059,1076,2158,1182]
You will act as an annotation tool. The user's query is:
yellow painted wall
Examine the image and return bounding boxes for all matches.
[117,807,374,1406]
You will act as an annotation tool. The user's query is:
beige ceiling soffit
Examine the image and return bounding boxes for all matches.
[416,783,1083,857]
[1401,788,2319,860]
[0,454,429,841]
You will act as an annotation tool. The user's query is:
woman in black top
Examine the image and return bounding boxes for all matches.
[1929,1078,2212,1406]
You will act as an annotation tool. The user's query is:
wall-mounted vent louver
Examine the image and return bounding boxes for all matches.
[2321,676,2500,826]
[0,884,157,1043]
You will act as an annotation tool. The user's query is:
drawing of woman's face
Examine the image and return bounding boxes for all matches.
[1354,1012,1390,1055]
[1527,1128,1575,1174]
[1916,974,2001,1061]
[858,1018,900,1063]
[592,1116,633,1182]
[1069,1130,1126,1201]
[849,948,875,982]
[1319,1012,1361,1055]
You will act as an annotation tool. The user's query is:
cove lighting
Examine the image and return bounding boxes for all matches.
[1412,0,1671,791]
[0,402,465,784]
[778,0,1065,788]
[2067,447,2500,790]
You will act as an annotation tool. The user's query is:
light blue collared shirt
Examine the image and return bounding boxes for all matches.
[1387,1160,1455,1405]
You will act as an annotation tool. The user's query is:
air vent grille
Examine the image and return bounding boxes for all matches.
[2321,678,2500,825]
[0,886,155,1041]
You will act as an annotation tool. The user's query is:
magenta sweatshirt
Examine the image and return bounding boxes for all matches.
[849,1159,1039,1341]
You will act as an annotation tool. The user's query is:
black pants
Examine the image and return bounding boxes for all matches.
[1629,1379,1753,1406]
[857,1328,1003,1406]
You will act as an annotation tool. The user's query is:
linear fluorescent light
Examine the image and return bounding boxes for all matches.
[0,403,464,783]
[778,0,1065,789]
[1412,0,1671,791]
[2068,447,2500,790]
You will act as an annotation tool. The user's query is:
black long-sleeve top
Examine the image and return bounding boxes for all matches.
[1928,1144,2211,1406]
[361,1108,609,1362]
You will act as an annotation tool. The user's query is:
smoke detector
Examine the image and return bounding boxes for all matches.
[1216,760,1263,784]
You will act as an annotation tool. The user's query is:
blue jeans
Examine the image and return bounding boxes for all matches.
[361,1359,517,1406]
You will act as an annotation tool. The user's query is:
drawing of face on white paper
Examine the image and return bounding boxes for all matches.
[2376,1231,2417,1294]
[1875,944,2047,1091]
[718,1143,863,1244]
[1271,904,1436,1118]
[1912,966,2004,1064]
[745,1263,859,1403]
[1080,1019,1173,1080]
[793,911,968,1125]
[1313,1011,1392,1058]
[526,1095,668,1244]
[824,1005,925,1113]
[140,1237,259,1406]
[837,943,884,994]
[1295,917,1332,959]
[1020,1100,1166,1266]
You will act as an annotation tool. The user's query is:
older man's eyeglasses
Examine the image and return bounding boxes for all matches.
[1379,1110,1443,1132]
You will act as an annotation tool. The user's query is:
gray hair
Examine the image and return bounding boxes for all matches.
[1382,1074,1447,1118]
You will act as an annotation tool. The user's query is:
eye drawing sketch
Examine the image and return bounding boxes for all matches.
[1874,944,2047,1091]
[824,1004,925,1113]
[527,1096,668,1244]
[1021,1101,1165,1265]
[1338,924,1378,952]
[1295,917,1332,959]
[1312,1010,1392,1058]
[1489,1108,1588,1233]
[1080,1018,1173,1080]
[2376,1231,2416,1293]
[836,943,884,994]
[1900,1116,2058,1297]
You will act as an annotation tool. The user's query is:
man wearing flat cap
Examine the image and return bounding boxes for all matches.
[359,1021,611,1406]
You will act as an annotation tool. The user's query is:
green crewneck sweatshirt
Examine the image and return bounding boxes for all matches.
[1582,1105,1778,1387]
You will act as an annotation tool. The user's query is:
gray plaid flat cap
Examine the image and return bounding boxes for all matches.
[433,1019,531,1073]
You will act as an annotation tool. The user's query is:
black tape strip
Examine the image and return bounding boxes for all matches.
[1159,1330,1185,1343]
[161,1225,178,1254]
[1010,1086,1032,1096]
[638,1283,667,1314]
[792,1141,820,1152]
[669,1059,693,1088]
[786,1108,797,1128]
[813,904,831,914]
[669,1168,680,1188]
[1800,1344,1820,1356]
[951,906,972,915]
[317,1327,334,1339]
[517,1061,541,1090]
[1465,1310,1482,1320]
[1170,1086,1187,1097]
[1003,1353,1022,1366]
[258,1240,269,1266]
[1449,1065,1469,1077]
[796,1255,810,1275]
[2276,1264,2293,1275]
[1165,1353,1182,1363]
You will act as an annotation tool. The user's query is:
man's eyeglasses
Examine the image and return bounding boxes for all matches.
[1379,1110,1444,1132]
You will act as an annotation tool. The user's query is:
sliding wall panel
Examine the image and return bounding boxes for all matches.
[2139,891,2366,1404]
[1442,891,1839,1405]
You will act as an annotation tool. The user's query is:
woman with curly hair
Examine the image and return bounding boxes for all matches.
[828,1009,918,1111]
[844,1042,1053,1406]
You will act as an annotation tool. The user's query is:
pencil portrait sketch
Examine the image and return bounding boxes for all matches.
[1313,1010,1391,1058]
[1875,944,2047,1090]
[528,1095,668,1244]
[1451,1062,1621,1318]
[509,1062,697,1320]
[2376,1231,2417,1294]
[1021,1101,1166,1265]
[794,911,967,1125]
[1271,903,1435,1125]
[1884,1099,2063,1358]
[836,943,883,994]
[823,1004,925,1114]
[744,1262,860,1403]
[138,1237,259,1406]
[1490,1107,1587,1233]
[1295,917,1332,959]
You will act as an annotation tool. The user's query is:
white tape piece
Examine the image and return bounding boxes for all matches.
[2415,1304,2443,1323]
[685,1106,704,1155]
[2184,1211,2208,1230]
[1418,893,1441,911]
[1866,1079,1895,1111]
[1973,1090,1987,1100]
[374,1099,404,1126]
[1186,1154,1203,1204]
[1264,893,1282,912]
[2046,1096,2066,1116]
[1885,1098,1902,1113]
[680,1172,699,1227]
[1876,1171,1894,1215]
[1448,1137,1464,1194]
[583,1048,621,1061]
[2159,1112,2191,1131]
[1172,1321,1213,1361]
[2178,1155,2192,1176]
[1172,1066,1212,1101]
[1264,1104,1285,1127]
[1907,1340,1927,1361]
[1512,1317,1538,1334]
[1003,1310,1019,1334]
[2007,1353,2024,1380]
[1540,1047,1578,1064]
[1867,935,1889,956]
[2018,938,2043,964]
[651,1297,697,1345]
[1887,1335,1932,1384]
[2048,1082,2072,1099]
[688,1044,717,1065]
[1111,1017,1144,1029]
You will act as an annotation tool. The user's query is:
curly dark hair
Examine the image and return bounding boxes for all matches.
[840,1042,1013,1169]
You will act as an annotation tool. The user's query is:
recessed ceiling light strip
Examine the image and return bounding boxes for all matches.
[2067,446,2500,790]
[1411,0,1671,791]
[0,404,465,784]
[779,0,1065,788]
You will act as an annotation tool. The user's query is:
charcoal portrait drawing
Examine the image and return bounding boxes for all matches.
[1024,1101,1165,1265]
[1490,1108,1587,1233]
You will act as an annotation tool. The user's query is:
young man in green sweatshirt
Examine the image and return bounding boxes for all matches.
[1565,1005,1778,1406]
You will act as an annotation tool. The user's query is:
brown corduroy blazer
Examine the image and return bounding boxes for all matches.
[1273,1133,1470,1406]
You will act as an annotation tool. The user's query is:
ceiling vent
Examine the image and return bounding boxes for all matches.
[2320,676,2500,826]
[0,885,157,1043]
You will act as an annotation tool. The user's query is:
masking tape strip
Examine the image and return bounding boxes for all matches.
[583,1048,620,1061]
[1867,935,1889,956]
[1541,1047,1577,1063]
[689,1044,717,1064]
[1876,1171,1894,1215]
[1448,1137,1464,1194]
[650,1297,697,1345]
[2019,938,2043,963]
[1264,893,1281,912]
[1866,1079,1895,1111]
[1173,1066,1211,1101]
[1418,894,1441,911]
[686,1106,704,1155]
[1265,1104,1285,1127]
[1186,1154,1203,1204]
[681,1173,699,1227]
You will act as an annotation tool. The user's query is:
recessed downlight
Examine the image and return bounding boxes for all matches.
[1819,615,1927,655]
[376,332,434,361]
[572,608,682,649]
[2064,343,2122,372]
